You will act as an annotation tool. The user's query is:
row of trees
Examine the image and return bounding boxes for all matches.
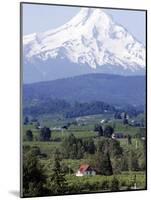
[94,124,114,137]
[25,124,115,142]
[23,100,116,119]
[23,146,121,197]
[24,128,145,172]
[24,145,145,197]
[61,134,145,173]
[61,134,123,174]
[61,134,95,159]
[24,127,51,141]
[23,95,144,119]
[90,138,123,175]
[65,101,115,118]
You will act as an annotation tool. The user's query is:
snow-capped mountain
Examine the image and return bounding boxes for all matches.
[23,8,146,83]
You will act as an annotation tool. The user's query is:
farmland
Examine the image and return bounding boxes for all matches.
[22,112,146,197]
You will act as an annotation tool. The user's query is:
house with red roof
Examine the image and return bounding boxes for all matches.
[76,164,96,176]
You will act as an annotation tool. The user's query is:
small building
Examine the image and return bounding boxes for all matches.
[111,133,116,139]
[76,164,96,177]
[37,126,42,130]
[100,119,108,124]
[52,127,62,131]
[112,132,125,139]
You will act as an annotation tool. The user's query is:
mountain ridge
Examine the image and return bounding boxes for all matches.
[23,8,146,83]
[23,73,146,106]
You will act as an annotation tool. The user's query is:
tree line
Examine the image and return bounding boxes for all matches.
[23,98,144,119]
[23,146,121,197]
[24,127,51,142]
[23,99,116,118]
[23,143,145,197]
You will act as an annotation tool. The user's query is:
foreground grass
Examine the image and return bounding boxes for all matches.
[66,172,146,192]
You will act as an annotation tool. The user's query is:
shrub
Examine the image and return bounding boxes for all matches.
[110,176,120,191]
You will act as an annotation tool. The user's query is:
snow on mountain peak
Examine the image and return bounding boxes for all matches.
[23,8,145,73]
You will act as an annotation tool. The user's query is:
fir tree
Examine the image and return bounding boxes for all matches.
[94,124,103,136]
[25,130,33,141]
[95,151,113,176]
[127,134,132,145]
[47,153,68,195]
[100,152,113,176]
[23,150,46,197]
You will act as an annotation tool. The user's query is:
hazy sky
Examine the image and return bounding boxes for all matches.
[22,4,146,45]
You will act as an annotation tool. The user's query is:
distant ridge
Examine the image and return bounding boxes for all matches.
[23,73,145,106]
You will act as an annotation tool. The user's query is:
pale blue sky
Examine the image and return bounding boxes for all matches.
[22,4,146,45]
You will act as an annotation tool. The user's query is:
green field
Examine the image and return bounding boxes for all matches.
[66,172,146,192]
[23,113,146,196]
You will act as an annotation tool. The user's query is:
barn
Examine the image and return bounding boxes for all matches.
[76,164,96,176]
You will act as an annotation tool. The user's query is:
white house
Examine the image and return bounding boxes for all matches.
[76,164,96,177]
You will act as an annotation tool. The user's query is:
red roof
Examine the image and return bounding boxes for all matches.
[79,164,90,173]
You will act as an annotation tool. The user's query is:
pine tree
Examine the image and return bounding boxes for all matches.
[23,150,46,197]
[25,130,33,141]
[123,112,129,125]
[48,155,68,195]
[127,134,132,145]
[104,125,114,138]
[24,116,29,125]
[95,151,113,176]
[94,124,103,136]
[101,152,113,175]
[77,142,84,159]
[39,127,51,141]
[84,138,95,154]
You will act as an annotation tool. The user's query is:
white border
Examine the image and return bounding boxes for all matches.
[0,0,150,199]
